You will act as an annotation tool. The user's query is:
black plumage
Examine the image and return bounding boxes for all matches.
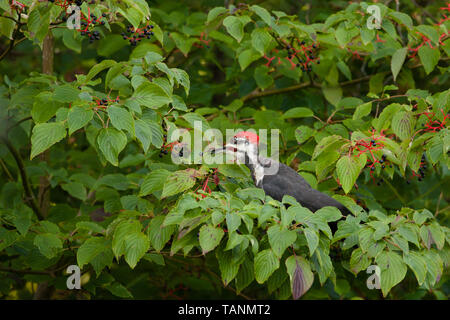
[250,159,351,215]
[213,132,351,217]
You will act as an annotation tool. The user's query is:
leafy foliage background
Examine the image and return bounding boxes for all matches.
[0,0,449,299]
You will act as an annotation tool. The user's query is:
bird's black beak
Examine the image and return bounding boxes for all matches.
[200,144,237,156]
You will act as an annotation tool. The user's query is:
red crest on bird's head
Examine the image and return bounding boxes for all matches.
[234,131,259,145]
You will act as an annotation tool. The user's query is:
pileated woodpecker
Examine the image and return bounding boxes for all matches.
[210,131,351,216]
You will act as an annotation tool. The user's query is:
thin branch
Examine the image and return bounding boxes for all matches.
[241,54,450,103]
[435,192,443,217]
[0,15,18,23]
[7,116,32,132]
[0,267,53,276]
[0,137,44,220]
[0,158,14,181]
[0,11,22,62]
[384,178,406,206]
[242,81,315,102]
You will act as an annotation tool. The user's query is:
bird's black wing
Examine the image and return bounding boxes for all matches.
[262,161,350,215]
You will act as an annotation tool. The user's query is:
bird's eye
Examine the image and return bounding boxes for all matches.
[233,137,237,144]
[245,139,249,145]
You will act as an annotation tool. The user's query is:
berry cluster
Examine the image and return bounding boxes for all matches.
[160,284,188,300]
[408,30,448,59]
[375,154,394,186]
[437,3,450,26]
[77,10,107,43]
[159,135,184,158]
[263,38,320,72]
[121,24,154,46]
[408,5,449,59]
[94,95,119,108]
[193,32,210,49]
[193,168,219,199]
[375,33,386,43]
[10,0,25,11]
[411,154,428,182]
[419,109,449,132]
[48,0,85,9]
[351,129,386,179]
[347,48,364,61]
[284,39,320,71]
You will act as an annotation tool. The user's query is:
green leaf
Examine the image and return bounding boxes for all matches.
[391,111,415,141]
[161,170,196,198]
[77,237,113,274]
[303,227,319,256]
[391,234,409,253]
[172,68,190,96]
[235,258,254,294]
[207,7,228,23]
[238,48,261,71]
[312,135,346,159]
[415,25,440,46]
[107,105,135,136]
[76,221,105,233]
[397,224,420,247]
[62,29,81,53]
[420,224,445,250]
[133,82,172,108]
[413,209,433,225]
[322,85,342,106]
[267,224,297,258]
[336,154,366,193]
[353,102,372,120]
[358,227,375,252]
[254,65,273,89]
[134,119,155,152]
[34,233,63,259]
[30,122,67,160]
[11,205,32,236]
[375,251,407,297]
[389,12,413,29]
[199,225,225,254]
[140,169,170,196]
[172,95,188,111]
[282,107,314,119]
[53,85,79,103]
[85,60,116,83]
[61,182,87,201]
[337,60,352,80]
[111,219,148,270]
[254,249,279,284]
[68,106,93,135]
[223,16,244,42]
[251,28,272,55]
[349,247,370,274]
[170,32,197,55]
[148,216,175,252]
[97,128,127,166]
[107,282,133,298]
[250,5,273,26]
[99,35,127,58]
[418,46,440,75]
[391,47,408,82]
[295,126,314,144]
[403,251,427,285]
[124,232,149,269]
[226,213,242,233]
[216,246,243,285]
[315,206,342,222]
[31,95,62,124]
[369,221,389,241]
